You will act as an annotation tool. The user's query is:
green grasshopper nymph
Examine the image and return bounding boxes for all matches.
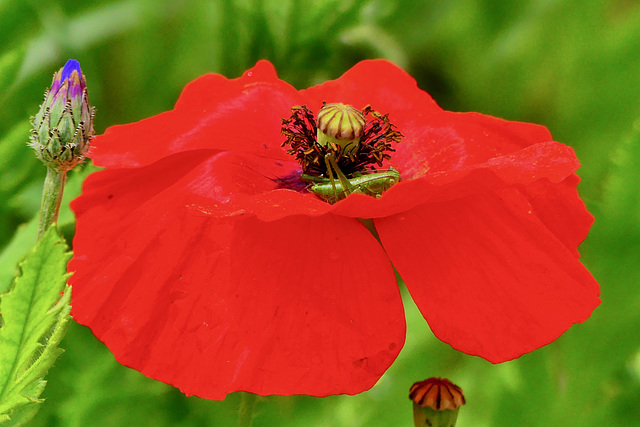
[302,153,400,203]
[282,103,403,203]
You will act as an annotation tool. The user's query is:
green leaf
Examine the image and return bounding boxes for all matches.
[0,163,97,294]
[0,226,72,424]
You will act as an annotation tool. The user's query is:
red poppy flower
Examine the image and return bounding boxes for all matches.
[69,60,600,400]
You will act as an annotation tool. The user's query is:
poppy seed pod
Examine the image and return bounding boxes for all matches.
[316,102,366,155]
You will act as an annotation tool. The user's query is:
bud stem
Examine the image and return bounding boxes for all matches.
[413,405,461,427]
[237,392,258,427]
[37,166,67,239]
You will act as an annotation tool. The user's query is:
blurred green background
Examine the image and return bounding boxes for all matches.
[1,0,639,425]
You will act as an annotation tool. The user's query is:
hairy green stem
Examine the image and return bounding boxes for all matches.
[238,392,258,427]
[37,166,67,239]
[359,218,381,242]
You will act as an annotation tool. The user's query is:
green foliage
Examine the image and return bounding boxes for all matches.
[0,227,72,424]
[601,120,640,241]
[0,121,43,246]
[0,164,96,294]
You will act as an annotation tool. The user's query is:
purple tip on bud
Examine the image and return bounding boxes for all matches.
[60,59,82,82]
[49,59,85,101]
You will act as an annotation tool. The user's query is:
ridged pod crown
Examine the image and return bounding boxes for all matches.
[316,103,365,154]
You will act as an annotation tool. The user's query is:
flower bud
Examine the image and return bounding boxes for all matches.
[409,377,466,427]
[316,103,365,155]
[30,59,94,170]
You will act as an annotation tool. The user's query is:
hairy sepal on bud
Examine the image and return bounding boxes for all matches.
[30,59,94,170]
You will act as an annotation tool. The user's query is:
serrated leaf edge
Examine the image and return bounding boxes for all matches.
[0,228,72,422]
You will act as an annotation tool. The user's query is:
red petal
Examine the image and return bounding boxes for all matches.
[391,111,554,179]
[517,174,594,257]
[177,150,332,221]
[301,60,441,118]
[90,60,299,168]
[374,189,600,363]
[300,60,554,178]
[70,162,405,399]
[329,141,581,220]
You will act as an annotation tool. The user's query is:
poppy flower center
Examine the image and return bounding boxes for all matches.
[281,102,403,203]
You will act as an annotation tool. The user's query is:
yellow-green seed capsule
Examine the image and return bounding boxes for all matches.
[316,103,365,155]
